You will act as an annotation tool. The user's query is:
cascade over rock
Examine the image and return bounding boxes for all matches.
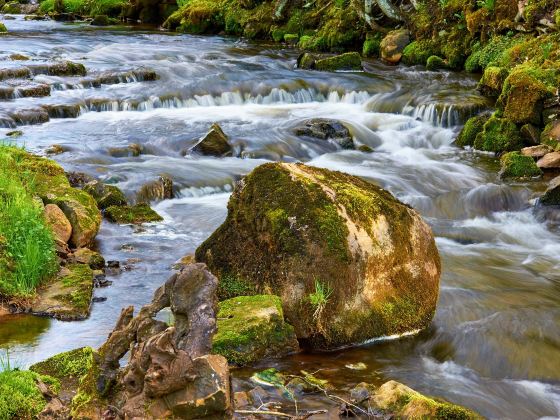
[196,163,441,349]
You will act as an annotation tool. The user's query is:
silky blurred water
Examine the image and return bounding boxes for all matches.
[0,16,559,419]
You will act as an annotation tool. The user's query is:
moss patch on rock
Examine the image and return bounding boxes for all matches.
[499,151,543,179]
[455,115,489,148]
[83,181,127,210]
[473,115,523,153]
[30,347,94,381]
[314,52,362,71]
[105,203,163,224]
[212,295,299,366]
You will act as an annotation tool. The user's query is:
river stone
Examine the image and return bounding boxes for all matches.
[380,29,410,64]
[196,163,441,349]
[541,120,560,149]
[314,52,362,71]
[73,248,105,270]
[105,203,163,224]
[499,151,543,179]
[212,295,300,366]
[521,144,553,158]
[537,151,560,169]
[540,176,560,205]
[44,203,72,245]
[293,118,355,149]
[83,180,127,210]
[191,123,233,157]
[137,175,174,203]
[369,381,481,418]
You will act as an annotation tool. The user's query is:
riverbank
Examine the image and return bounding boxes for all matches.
[0,16,559,419]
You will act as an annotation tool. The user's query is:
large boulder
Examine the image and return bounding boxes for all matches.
[196,163,441,349]
[537,151,560,169]
[499,151,543,179]
[212,295,300,366]
[380,29,410,64]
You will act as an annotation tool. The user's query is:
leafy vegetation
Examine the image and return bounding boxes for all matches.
[0,145,57,297]
[39,0,127,16]
[309,279,333,321]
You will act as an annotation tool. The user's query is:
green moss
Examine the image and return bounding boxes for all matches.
[83,182,127,210]
[271,27,286,42]
[283,33,299,44]
[401,40,439,65]
[30,347,94,381]
[0,23,7,33]
[58,263,94,312]
[499,151,543,179]
[541,121,560,150]
[0,369,60,420]
[473,115,523,152]
[426,55,446,70]
[314,52,362,71]
[40,0,127,16]
[217,273,256,300]
[455,114,489,147]
[104,203,163,224]
[478,66,508,97]
[363,33,382,57]
[212,295,298,366]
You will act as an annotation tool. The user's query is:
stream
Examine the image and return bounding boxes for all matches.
[0,17,559,419]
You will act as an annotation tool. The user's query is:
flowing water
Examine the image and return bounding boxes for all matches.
[0,16,559,419]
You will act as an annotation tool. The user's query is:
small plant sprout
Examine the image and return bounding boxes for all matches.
[308,279,333,321]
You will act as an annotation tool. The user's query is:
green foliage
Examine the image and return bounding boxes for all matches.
[476,0,495,11]
[0,145,57,297]
[473,116,523,152]
[39,0,126,16]
[455,115,488,147]
[401,40,439,65]
[426,55,446,70]
[217,273,256,300]
[30,347,94,380]
[0,352,60,420]
[363,33,382,57]
[308,279,333,320]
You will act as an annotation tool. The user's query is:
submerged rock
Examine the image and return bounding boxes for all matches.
[212,295,299,366]
[191,123,233,157]
[196,163,441,349]
[314,52,362,71]
[293,118,355,149]
[83,180,128,210]
[365,380,481,419]
[137,175,174,203]
[380,29,410,64]
[540,176,560,205]
[499,151,543,179]
[105,203,163,224]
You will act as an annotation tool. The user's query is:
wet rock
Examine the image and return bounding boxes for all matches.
[50,12,80,22]
[358,144,374,153]
[44,203,72,245]
[83,180,128,210]
[18,83,51,98]
[0,67,31,81]
[107,143,143,157]
[212,295,299,366]
[540,175,560,205]
[107,260,120,269]
[0,22,7,33]
[93,296,107,303]
[45,144,66,155]
[24,14,48,21]
[350,382,376,403]
[105,203,163,224]
[520,123,541,145]
[473,115,523,152]
[293,118,354,149]
[41,103,81,119]
[6,129,23,137]
[29,61,87,77]
[296,52,317,69]
[314,52,363,71]
[30,263,93,320]
[369,380,481,418]
[455,115,489,148]
[191,123,233,157]
[10,108,50,125]
[137,175,174,203]
[66,171,95,188]
[196,163,441,349]
[520,144,553,158]
[9,53,29,61]
[537,151,560,169]
[74,248,105,270]
[91,14,110,26]
[380,29,410,64]
[426,55,446,71]
[499,151,543,179]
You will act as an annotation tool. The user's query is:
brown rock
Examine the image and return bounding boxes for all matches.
[137,175,174,203]
[380,29,410,64]
[73,248,105,269]
[537,152,560,169]
[540,175,560,206]
[191,124,233,157]
[520,123,541,145]
[520,144,553,158]
[44,204,72,244]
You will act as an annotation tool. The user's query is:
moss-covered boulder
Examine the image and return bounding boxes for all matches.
[196,163,441,349]
[31,347,94,383]
[73,248,105,269]
[83,180,127,210]
[540,176,560,206]
[479,66,508,97]
[296,52,318,69]
[0,22,7,33]
[136,175,174,203]
[31,263,94,320]
[455,114,489,148]
[499,151,543,179]
[314,52,362,71]
[426,55,445,71]
[369,381,481,419]
[9,149,101,248]
[105,203,163,224]
[473,116,523,153]
[401,40,438,66]
[212,295,300,366]
[91,14,110,26]
[380,29,410,64]
[191,123,233,157]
